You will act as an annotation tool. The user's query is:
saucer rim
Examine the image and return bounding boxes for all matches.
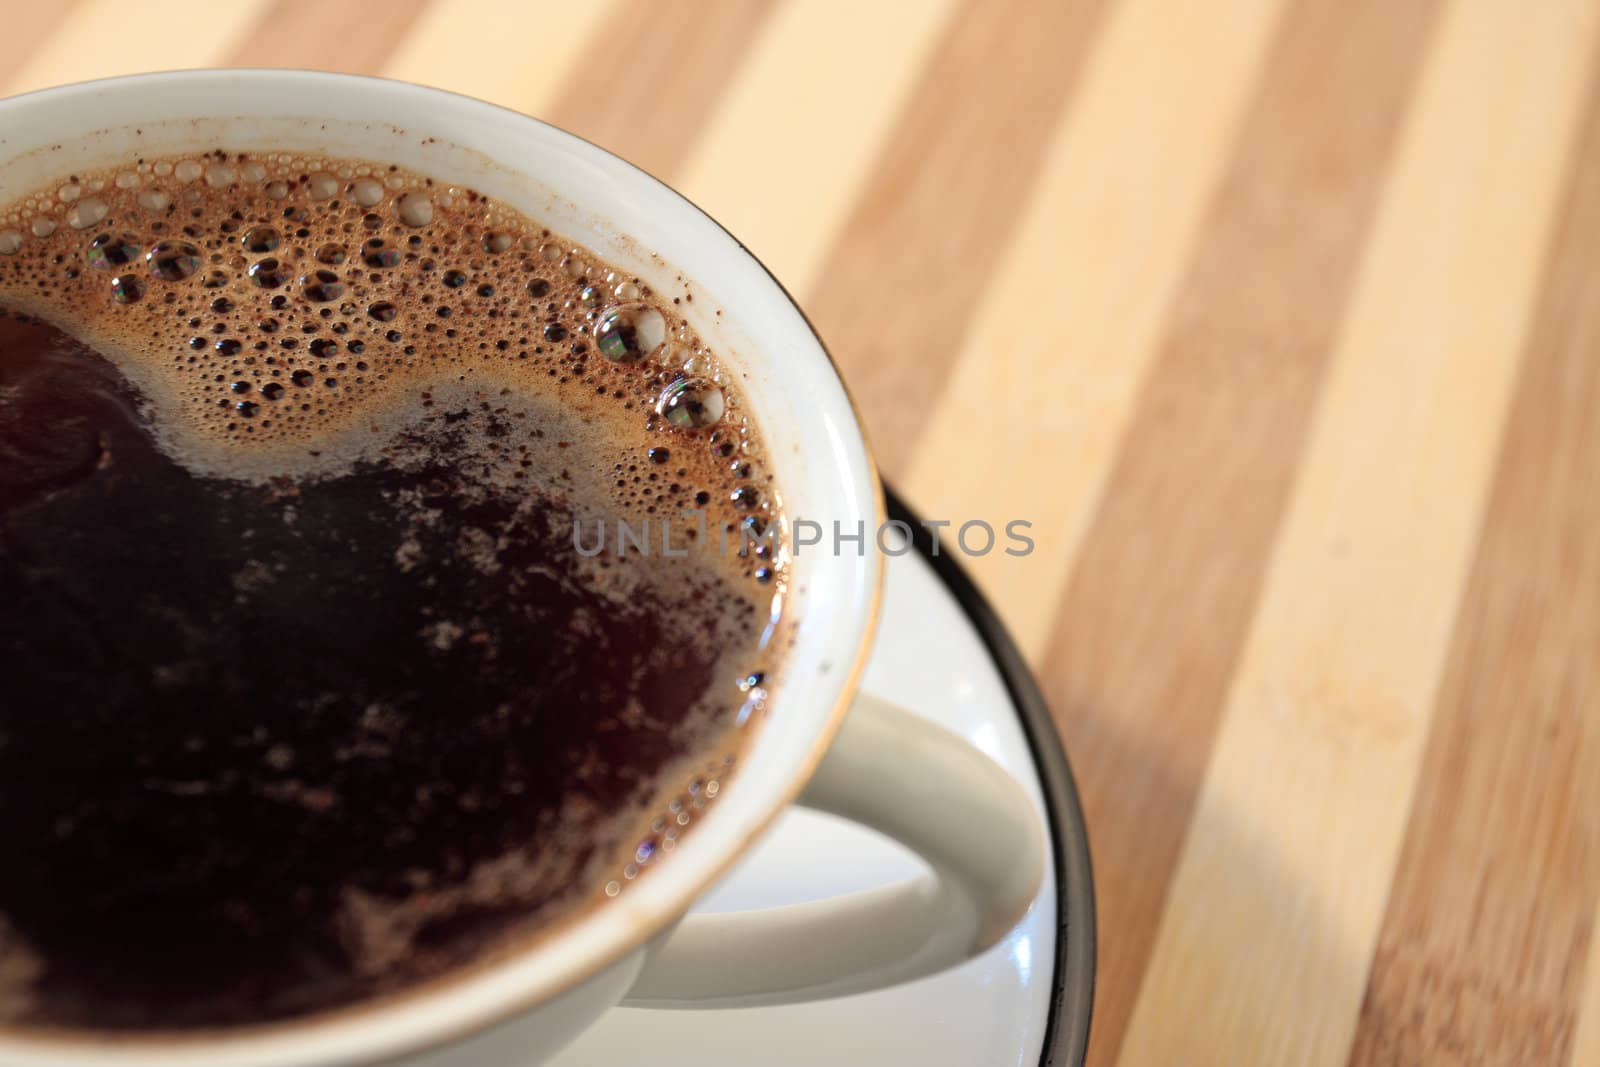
[885,487,1096,1067]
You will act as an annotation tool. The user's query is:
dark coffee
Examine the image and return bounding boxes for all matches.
[0,154,783,1031]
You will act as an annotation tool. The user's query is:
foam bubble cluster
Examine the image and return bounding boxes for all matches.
[0,150,780,584]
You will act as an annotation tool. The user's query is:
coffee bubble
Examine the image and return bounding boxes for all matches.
[110,275,146,304]
[595,303,666,364]
[361,241,400,269]
[146,241,202,281]
[349,179,384,208]
[30,218,57,238]
[657,378,725,430]
[66,199,108,230]
[0,231,21,255]
[247,260,286,289]
[241,226,281,254]
[301,271,345,303]
[86,234,140,271]
[396,193,433,227]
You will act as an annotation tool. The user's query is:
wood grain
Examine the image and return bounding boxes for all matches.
[3,0,273,96]
[1347,37,1600,1067]
[542,0,777,182]
[675,0,962,295]
[225,0,433,73]
[6,1,1600,1062]
[1033,0,1444,1061]
[799,0,1111,476]
[384,0,621,110]
[1118,0,1600,1062]
[1578,914,1600,1067]
[902,0,1288,651]
[0,2,82,83]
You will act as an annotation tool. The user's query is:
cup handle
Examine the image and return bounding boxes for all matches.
[621,691,1046,1008]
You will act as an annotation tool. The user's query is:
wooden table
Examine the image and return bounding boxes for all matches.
[6,1,1599,1063]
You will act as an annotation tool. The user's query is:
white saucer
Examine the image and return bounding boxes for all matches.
[545,494,1094,1067]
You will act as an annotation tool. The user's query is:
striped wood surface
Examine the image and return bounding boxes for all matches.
[4,1,1599,1063]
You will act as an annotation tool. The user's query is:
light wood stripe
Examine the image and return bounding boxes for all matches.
[383,0,621,112]
[900,0,1289,654]
[799,0,1110,476]
[1031,1,1445,1063]
[1116,0,1600,1061]
[542,0,778,182]
[1579,906,1600,1067]
[1347,56,1600,1067]
[224,0,433,74]
[0,3,83,84]
[3,0,273,97]
[673,0,961,297]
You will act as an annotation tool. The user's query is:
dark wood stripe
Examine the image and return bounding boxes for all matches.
[1345,51,1600,1067]
[225,0,434,74]
[543,0,778,183]
[799,0,1112,478]
[1020,2,1444,1064]
[0,2,82,86]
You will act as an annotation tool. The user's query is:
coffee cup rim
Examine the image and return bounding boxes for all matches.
[0,69,885,1067]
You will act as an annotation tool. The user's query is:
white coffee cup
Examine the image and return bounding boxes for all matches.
[0,70,1046,1067]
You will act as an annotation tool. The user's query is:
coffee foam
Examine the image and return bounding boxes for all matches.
[0,153,794,1027]
[0,150,780,583]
